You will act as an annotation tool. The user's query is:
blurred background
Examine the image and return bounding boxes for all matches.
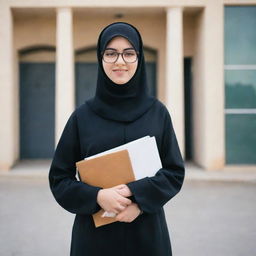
[0,0,255,255]
[0,0,256,170]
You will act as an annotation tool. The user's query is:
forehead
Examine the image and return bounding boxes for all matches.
[105,36,134,49]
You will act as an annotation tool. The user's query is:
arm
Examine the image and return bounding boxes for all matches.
[126,110,185,214]
[49,112,131,215]
[49,112,102,215]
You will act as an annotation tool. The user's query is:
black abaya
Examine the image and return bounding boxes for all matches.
[49,22,185,256]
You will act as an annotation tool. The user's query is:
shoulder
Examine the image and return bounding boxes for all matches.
[150,98,171,118]
[61,103,91,130]
[151,99,175,131]
[153,99,168,111]
[70,102,91,119]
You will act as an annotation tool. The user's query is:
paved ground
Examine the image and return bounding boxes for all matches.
[0,166,256,256]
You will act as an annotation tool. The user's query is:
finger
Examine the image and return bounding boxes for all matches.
[119,205,126,211]
[117,198,131,206]
[115,204,125,212]
[113,184,126,190]
[116,189,127,197]
[121,197,132,205]
[120,202,129,208]
[117,193,131,201]
[119,189,131,197]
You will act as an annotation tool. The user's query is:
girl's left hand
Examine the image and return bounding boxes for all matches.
[115,203,141,223]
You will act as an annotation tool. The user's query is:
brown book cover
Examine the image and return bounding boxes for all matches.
[76,149,135,227]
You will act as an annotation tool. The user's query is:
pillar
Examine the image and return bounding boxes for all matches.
[193,1,224,170]
[56,7,74,144]
[165,7,185,156]
[0,6,18,171]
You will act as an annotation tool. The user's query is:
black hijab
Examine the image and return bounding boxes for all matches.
[87,22,156,122]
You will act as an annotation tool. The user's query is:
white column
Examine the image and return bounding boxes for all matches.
[165,7,185,156]
[56,7,74,144]
[0,6,18,171]
[193,2,224,170]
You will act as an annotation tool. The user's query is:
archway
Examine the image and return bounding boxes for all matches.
[19,45,55,159]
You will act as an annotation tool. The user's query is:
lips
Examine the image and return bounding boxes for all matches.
[113,69,128,76]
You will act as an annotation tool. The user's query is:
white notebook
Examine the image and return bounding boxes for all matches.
[85,136,162,180]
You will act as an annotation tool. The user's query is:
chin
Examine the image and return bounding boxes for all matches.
[112,78,129,85]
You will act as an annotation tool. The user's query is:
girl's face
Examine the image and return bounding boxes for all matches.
[102,36,138,85]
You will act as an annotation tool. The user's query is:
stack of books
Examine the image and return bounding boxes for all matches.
[76,136,162,227]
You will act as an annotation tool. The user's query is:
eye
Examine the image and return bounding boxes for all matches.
[104,51,117,57]
[124,51,136,57]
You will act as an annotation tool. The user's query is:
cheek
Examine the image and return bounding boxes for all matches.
[129,62,138,77]
[102,61,111,76]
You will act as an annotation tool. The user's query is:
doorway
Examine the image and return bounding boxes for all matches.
[184,57,193,161]
[19,46,55,159]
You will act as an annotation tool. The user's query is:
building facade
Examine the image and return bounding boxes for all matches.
[0,0,255,171]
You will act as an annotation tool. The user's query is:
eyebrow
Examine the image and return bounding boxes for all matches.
[105,47,135,51]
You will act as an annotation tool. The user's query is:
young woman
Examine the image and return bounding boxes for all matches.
[49,22,185,256]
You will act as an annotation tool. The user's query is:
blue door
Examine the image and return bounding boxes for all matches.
[75,62,98,106]
[19,62,55,159]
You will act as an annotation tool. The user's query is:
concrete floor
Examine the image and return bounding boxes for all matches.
[0,169,256,256]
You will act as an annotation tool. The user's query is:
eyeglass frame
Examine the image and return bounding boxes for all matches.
[101,49,139,64]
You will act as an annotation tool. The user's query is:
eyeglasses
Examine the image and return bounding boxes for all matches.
[102,49,139,63]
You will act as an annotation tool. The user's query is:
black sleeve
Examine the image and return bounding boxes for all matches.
[126,110,185,214]
[48,112,102,215]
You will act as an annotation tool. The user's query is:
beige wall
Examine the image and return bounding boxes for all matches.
[183,12,197,57]
[5,0,207,8]
[14,10,56,52]
[6,0,256,8]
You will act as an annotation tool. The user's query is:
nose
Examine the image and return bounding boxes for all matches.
[115,53,125,64]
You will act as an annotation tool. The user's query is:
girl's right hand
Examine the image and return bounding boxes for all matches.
[96,188,132,214]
